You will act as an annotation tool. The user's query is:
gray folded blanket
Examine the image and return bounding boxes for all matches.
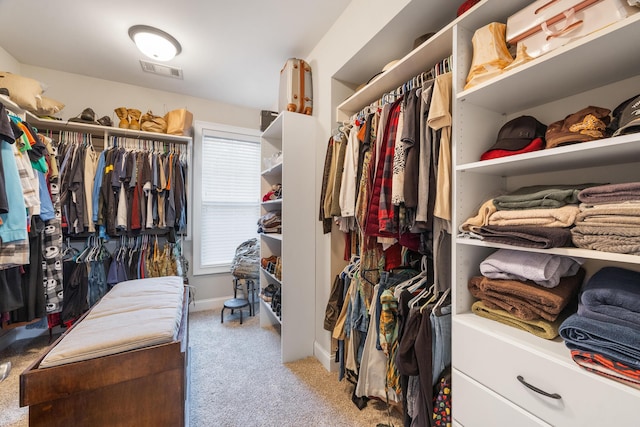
[577,266,640,330]
[492,183,600,211]
[577,182,640,204]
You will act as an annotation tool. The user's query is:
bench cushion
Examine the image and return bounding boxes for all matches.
[39,276,184,368]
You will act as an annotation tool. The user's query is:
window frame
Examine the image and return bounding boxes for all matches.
[192,121,261,276]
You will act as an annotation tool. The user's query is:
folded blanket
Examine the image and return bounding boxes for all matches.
[576,202,640,227]
[488,205,579,228]
[578,182,640,204]
[570,350,640,390]
[492,183,599,210]
[460,199,497,232]
[571,225,640,254]
[480,249,583,288]
[577,266,640,330]
[560,313,640,370]
[471,300,565,339]
[477,225,573,249]
[468,268,584,321]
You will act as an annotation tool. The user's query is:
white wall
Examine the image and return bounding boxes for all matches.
[1,49,263,308]
[0,46,20,73]
[20,64,261,130]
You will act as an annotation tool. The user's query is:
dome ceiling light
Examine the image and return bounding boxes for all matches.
[129,25,182,62]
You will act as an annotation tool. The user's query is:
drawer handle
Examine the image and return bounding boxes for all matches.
[517,375,562,400]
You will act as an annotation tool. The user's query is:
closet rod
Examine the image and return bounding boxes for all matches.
[346,54,454,123]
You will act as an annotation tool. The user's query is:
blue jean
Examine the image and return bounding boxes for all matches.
[431,304,452,383]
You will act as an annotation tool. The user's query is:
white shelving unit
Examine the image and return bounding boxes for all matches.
[451,2,640,426]
[333,0,640,424]
[259,111,316,363]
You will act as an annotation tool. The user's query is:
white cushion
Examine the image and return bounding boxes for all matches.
[39,276,184,368]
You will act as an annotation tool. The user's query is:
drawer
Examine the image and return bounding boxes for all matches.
[453,314,640,427]
[453,368,551,427]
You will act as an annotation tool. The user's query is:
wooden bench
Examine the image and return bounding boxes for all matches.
[20,276,190,427]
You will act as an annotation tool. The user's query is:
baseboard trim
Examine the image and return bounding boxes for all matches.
[188,297,229,312]
[314,341,337,372]
[0,325,65,352]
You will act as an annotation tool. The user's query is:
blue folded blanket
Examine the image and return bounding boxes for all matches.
[559,313,640,369]
[577,266,640,330]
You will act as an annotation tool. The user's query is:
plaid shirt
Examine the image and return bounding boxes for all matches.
[378,98,403,234]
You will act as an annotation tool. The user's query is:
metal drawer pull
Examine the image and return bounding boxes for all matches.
[517,375,562,399]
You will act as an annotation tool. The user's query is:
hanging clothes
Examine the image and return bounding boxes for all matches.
[321,56,454,426]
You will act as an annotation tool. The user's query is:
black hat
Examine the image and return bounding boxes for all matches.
[489,115,547,151]
[612,94,640,137]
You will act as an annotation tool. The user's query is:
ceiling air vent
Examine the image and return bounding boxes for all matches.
[139,60,183,79]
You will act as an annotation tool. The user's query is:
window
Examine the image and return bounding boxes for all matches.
[193,122,261,275]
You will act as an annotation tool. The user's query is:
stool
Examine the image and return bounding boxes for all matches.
[221,278,257,324]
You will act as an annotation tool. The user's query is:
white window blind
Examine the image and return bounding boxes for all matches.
[193,124,261,275]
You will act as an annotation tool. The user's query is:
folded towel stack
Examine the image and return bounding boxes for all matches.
[559,266,640,388]
[469,250,585,339]
[459,183,598,249]
[571,182,640,254]
[469,269,584,322]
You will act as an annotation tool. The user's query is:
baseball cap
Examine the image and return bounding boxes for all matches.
[611,94,640,137]
[480,115,547,160]
[545,106,611,149]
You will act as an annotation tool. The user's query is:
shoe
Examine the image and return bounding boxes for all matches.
[0,361,11,383]
[69,108,98,124]
[80,107,96,122]
[97,115,113,127]
[114,107,129,129]
[261,255,277,269]
[128,108,141,130]
[275,258,282,280]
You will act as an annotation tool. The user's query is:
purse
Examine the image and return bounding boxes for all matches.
[140,110,167,133]
[164,108,193,135]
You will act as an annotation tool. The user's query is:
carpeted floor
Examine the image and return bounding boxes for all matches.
[0,307,403,427]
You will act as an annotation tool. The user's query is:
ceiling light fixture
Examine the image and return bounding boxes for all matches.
[129,25,182,62]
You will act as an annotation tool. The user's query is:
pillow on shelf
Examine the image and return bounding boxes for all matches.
[35,95,65,116]
[0,71,45,111]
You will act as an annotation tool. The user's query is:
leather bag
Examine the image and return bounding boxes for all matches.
[140,110,167,133]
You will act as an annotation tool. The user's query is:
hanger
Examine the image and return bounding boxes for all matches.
[432,288,451,315]
[75,236,93,263]
[62,237,80,260]
[417,284,438,312]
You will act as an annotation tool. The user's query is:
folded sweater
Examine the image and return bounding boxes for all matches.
[480,249,583,288]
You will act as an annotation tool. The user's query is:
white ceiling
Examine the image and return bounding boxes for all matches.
[0,0,352,111]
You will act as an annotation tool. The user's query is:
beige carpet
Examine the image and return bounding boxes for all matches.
[0,307,403,427]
